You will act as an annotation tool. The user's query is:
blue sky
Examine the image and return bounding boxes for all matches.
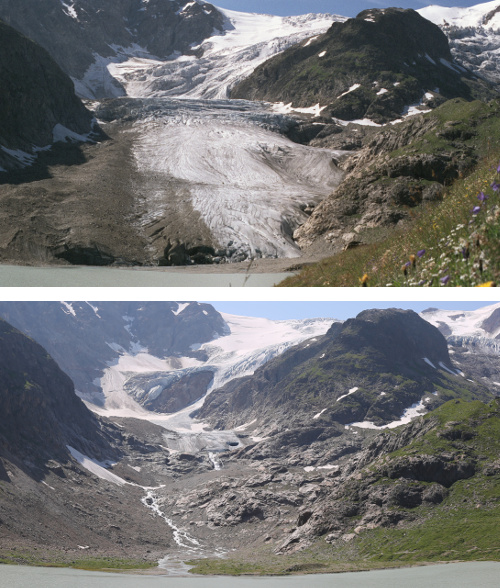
[212,1,483,17]
[209,301,495,321]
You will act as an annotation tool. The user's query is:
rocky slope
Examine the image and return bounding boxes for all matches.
[232,8,495,124]
[0,318,113,468]
[0,0,225,99]
[0,19,95,172]
[293,97,500,253]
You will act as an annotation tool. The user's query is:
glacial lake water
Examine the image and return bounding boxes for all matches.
[0,265,291,288]
[1,562,499,588]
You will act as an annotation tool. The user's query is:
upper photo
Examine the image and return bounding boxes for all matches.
[1,0,500,286]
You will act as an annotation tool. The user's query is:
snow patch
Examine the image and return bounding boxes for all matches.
[313,408,327,419]
[85,301,101,318]
[423,357,437,369]
[338,83,361,98]
[172,302,190,316]
[349,400,428,430]
[67,446,127,486]
[337,387,359,402]
[60,1,78,20]
[318,50,326,57]
[61,301,76,317]
[304,35,320,47]
[52,124,92,144]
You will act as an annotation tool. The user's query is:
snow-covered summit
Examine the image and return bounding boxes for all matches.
[418,1,500,89]
[419,1,500,30]
[421,303,500,339]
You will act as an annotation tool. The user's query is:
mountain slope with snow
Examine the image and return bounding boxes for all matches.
[92,312,335,420]
[0,19,95,172]
[198,309,494,433]
[0,0,225,99]
[231,7,494,124]
[108,8,341,99]
[419,1,500,89]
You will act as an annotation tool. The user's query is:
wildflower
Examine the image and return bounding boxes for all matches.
[472,206,481,215]
[491,182,500,192]
[440,275,450,285]
[476,281,496,287]
[360,274,369,286]
[410,254,416,268]
[477,191,488,202]
[496,162,500,173]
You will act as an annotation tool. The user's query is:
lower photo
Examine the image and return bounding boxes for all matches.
[0,300,499,587]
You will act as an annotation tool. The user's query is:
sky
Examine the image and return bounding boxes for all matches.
[209,301,495,320]
[212,0,486,17]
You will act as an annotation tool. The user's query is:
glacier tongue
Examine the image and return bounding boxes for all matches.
[130,98,346,259]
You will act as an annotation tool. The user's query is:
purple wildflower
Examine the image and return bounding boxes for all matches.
[404,261,411,268]
[441,275,450,285]
[491,182,500,192]
[497,162,500,173]
[472,206,481,215]
[477,191,488,202]
[417,249,425,257]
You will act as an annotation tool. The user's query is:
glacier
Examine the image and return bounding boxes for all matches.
[75,7,346,261]
[125,97,346,259]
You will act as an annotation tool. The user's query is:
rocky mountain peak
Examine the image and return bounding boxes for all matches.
[353,8,451,61]
[231,6,492,124]
[345,308,451,366]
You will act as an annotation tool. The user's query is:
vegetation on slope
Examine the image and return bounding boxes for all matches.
[281,99,500,287]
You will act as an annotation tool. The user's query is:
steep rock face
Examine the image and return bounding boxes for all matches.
[0,319,111,467]
[197,309,493,432]
[0,0,225,98]
[0,302,228,405]
[143,370,214,412]
[0,19,94,169]
[232,8,494,124]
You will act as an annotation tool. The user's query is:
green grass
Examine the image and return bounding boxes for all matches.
[280,100,500,287]
[0,551,157,572]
